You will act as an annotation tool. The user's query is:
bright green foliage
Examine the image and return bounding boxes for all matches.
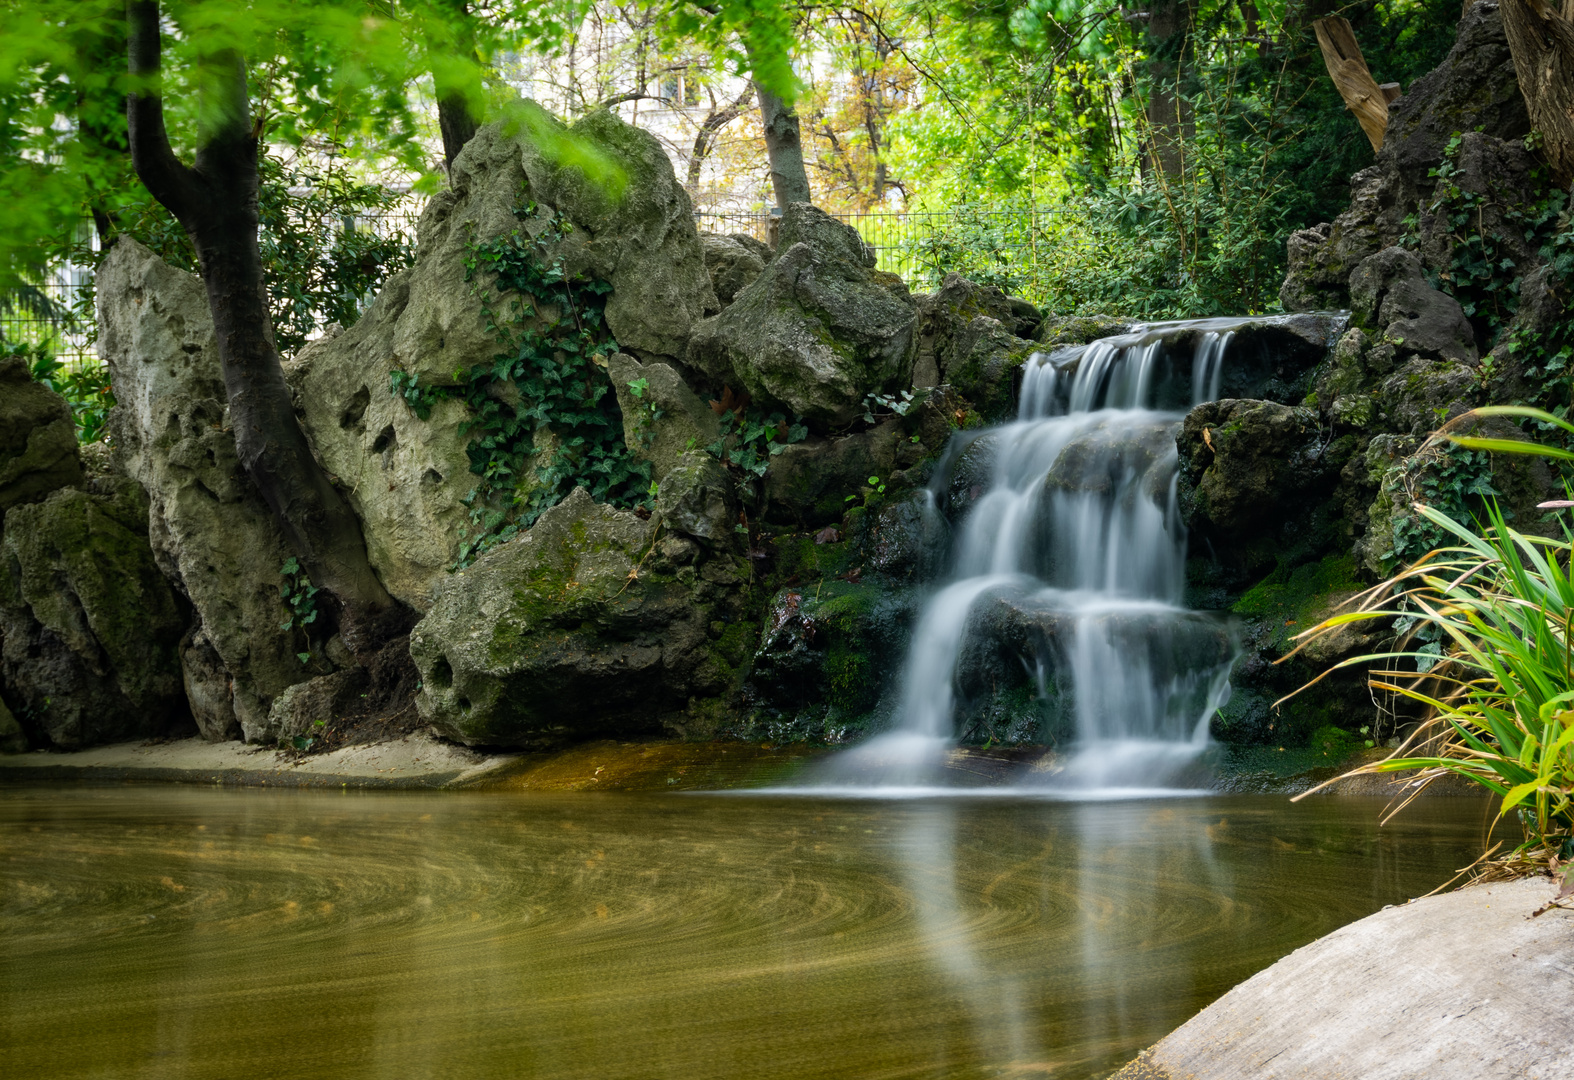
[1298,407,1574,869]
[392,203,652,566]
[887,0,1460,315]
[277,556,320,664]
[13,341,114,443]
[1383,444,1501,569]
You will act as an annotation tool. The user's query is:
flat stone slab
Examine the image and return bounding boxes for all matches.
[1116,876,1574,1079]
[0,733,520,789]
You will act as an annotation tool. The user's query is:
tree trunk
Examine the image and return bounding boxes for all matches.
[1501,0,1574,185]
[125,0,397,647]
[1144,0,1196,179]
[755,82,812,209]
[71,15,129,248]
[1313,17,1390,153]
[432,0,481,171]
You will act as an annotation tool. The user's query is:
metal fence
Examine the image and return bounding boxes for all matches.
[693,206,1067,287]
[5,203,1068,369]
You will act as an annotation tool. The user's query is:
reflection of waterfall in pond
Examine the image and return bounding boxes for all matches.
[818,320,1254,792]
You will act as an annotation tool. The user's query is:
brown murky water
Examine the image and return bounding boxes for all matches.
[0,787,1493,1079]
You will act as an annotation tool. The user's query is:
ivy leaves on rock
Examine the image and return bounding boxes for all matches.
[389,203,651,567]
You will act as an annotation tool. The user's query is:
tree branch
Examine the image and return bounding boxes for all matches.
[125,0,197,217]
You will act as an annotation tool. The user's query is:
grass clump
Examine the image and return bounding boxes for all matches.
[1289,406,1574,879]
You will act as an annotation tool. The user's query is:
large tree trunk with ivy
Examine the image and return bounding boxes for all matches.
[1501,0,1574,185]
[125,0,398,649]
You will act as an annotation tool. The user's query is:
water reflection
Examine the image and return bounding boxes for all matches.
[0,788,1491,1080]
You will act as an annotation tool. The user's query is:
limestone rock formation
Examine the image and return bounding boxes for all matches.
[99,237,316,742]
[1280,1,1530,311]
[1178,400,1335,535]
[914,273,1041,415]
[285,278,474,610]
[0,353,83,512]
[687,203,918,425]
[393,108,718,384]
[763,420,903,527]
[607,352,719,482]
[1348,247,1477,364]
[0,466,189,749]
[655,451,735,545]
[409,487,750,746]
[698,232,767,305]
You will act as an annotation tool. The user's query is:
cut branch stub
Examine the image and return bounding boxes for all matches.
[1313,17,1390,153]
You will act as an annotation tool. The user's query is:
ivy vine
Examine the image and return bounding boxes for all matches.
[389,201,651,566]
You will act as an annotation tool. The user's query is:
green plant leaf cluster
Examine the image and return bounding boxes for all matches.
[703,406,808,480]
[278,556,320,664]
[13,340,114,443]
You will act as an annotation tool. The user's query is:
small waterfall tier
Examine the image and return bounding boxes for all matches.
[821,318,1288,792]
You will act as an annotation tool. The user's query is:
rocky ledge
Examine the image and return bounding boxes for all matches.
[1114,876,1574,1080]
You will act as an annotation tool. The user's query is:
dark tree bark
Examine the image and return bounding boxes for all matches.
[1143,0,1197,179]
[755,80,812,209]
[72,15,129,248]
[686,87,752,196]
[125,1,397,645]
[1501,0,1574,185]
[433,0,481,171]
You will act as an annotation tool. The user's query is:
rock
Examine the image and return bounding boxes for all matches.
[180,627,240,742]
[1374,356,1478,436]
[98,237,314,742]
[763,420,902,527]
[265,667,371,745]
[395,108,718,382]
[1280,2,1530,311]
[1035,313,1134,348]
[0,353,83,512]
[859,493,946,582]
[655,451,735,545]
[1118,877,1573,1080]
[0,474,189,749]
[1045,418,1179,500]
[409,487,749,746]
[1178,400,1334,534]
[0,696,24,753]
[698,232,766,305]
[607,352,719,481]
[1348,247,1477,364]
[687,203,918,425]
[285,275,475,610]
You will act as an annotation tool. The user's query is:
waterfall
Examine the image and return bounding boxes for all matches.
[821,319,1252,793]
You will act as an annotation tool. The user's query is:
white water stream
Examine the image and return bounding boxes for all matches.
[820,320,1252,793]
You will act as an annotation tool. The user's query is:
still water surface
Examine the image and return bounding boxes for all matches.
[1,788,1490,1079]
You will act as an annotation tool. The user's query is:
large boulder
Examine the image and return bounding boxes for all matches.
[687,203,919,425]
[763,420,903,528]
[1178,400,1334,535]
[1348,247,1477,364]
[98,237,316,742]
[698,232,767,306]
[0,464,189,749]
[285,276,474,610]
[408,487,750,746]
[394,107,718,382]
[0,353,83,512]
[913,273,1041,415]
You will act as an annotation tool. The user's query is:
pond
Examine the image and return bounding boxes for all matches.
[1,787,1492,1079]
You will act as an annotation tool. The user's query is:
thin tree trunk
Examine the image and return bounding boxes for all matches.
[73,15,128,248]
[432,0,481,170]
[687,88,751,196]
[1501,0,1574,185]
[125,0,397,648]
[755,81,812,209]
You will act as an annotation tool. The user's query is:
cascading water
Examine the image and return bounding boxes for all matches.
[821,319,1260,792]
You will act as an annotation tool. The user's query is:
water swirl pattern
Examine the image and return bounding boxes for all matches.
[816,318,1305,794]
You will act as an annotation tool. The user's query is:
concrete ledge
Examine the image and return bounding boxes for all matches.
[0,734,521,789]
[1114,876,1574,1080]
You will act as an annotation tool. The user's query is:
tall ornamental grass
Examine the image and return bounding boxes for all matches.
[1287,407,1574,876]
